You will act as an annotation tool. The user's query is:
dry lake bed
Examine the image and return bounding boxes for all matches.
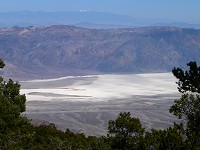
[20,73,181,136]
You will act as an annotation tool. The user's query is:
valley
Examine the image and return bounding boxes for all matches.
[20,73,181,136]
[0,1,199,148]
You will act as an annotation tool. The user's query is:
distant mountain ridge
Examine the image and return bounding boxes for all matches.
[0,11,143,28]
[0,11,200,29]
[0,25,200,79]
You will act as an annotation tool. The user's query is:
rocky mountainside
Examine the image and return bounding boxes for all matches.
[0,25,200,79]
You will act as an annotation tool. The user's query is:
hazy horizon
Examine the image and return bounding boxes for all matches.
[0,0,200,24]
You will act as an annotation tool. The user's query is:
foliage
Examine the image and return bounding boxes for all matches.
[108,112,144,149]
[171,61,200,149]
[139,123,185,150]
[172,61,200,93]
[107,113,186,150]
[0,59,5,69]
[0,60,27,134]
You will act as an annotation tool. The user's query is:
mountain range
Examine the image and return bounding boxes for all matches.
[0,11,200,29]
[0,25,200,80]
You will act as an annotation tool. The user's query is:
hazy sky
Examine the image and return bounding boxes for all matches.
[0,0,199,23]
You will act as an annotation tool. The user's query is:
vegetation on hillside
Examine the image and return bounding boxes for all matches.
[0,59,199,149]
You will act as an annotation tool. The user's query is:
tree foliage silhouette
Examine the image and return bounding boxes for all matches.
[170,61,200,148]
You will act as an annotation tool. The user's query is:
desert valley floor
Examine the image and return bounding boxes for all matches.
[20,73,181,136]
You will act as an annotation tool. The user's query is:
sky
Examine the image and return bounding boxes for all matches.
[0,0,199,23]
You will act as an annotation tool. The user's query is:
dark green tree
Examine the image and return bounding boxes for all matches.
[0,59,5,69]
[170,61,200,149]
[0,61,27,133]
[172,61,200,93]
[139,123,185,150]
[108,112,144,149]
[0,59,28,149]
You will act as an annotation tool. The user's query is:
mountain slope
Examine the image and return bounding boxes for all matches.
[0,25,200,79]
